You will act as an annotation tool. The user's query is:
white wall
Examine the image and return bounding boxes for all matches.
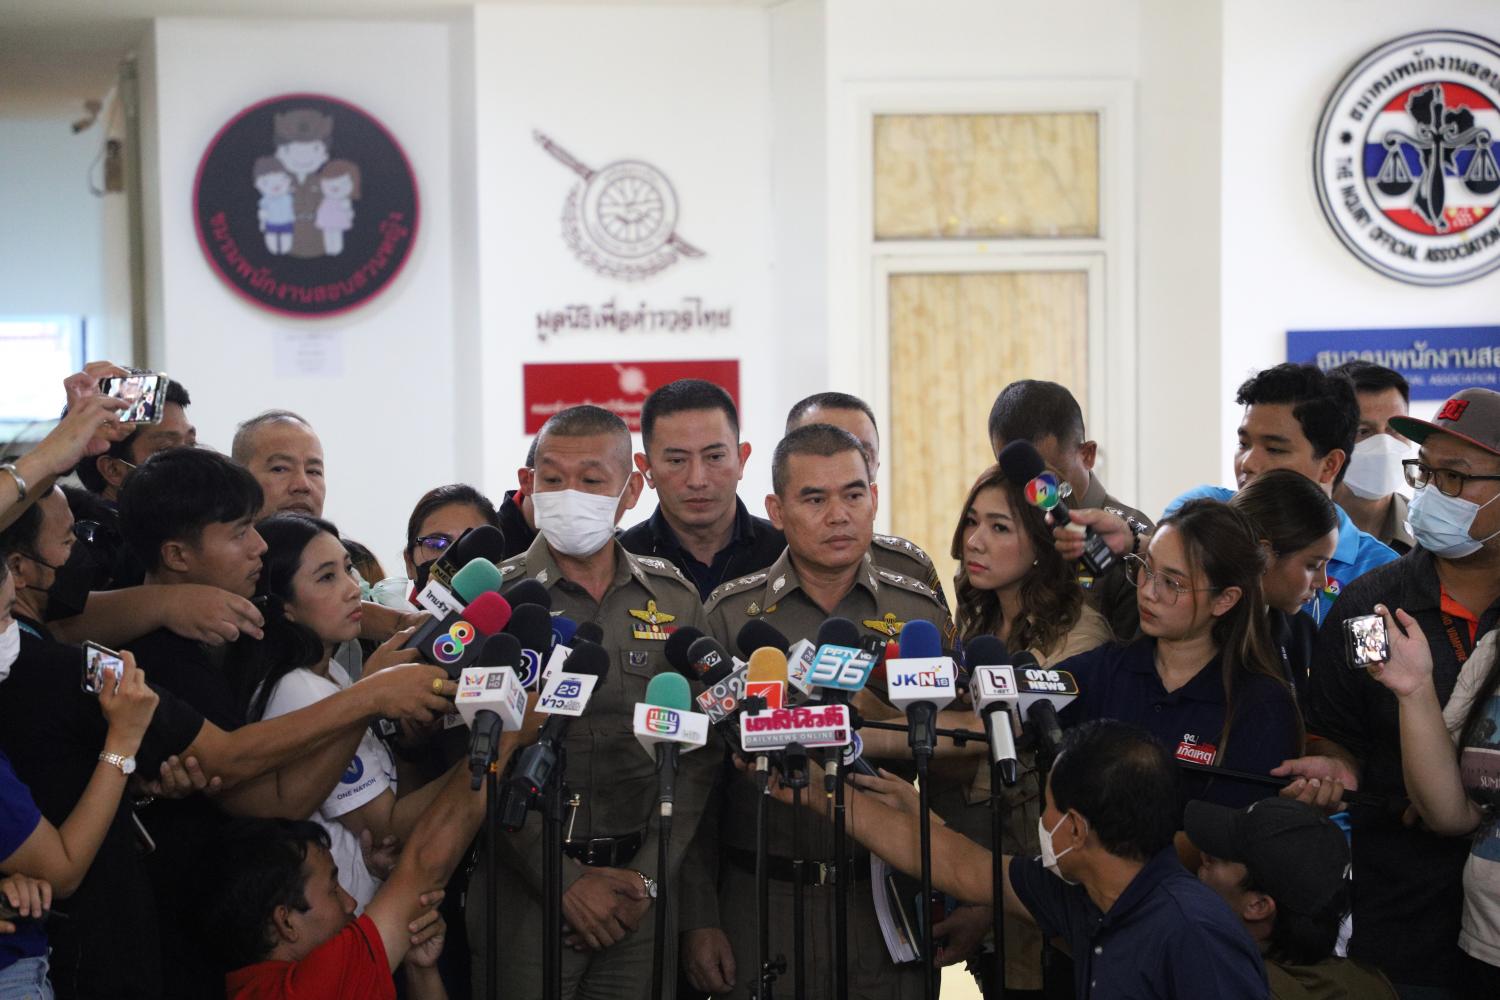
[0,118,113,349]
[472,4,776,527]
[1220,0,1500,465]
[140,17,458,567]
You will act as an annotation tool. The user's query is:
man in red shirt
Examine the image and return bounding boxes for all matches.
[207,728,531,998]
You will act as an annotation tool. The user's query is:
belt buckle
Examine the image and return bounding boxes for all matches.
[586,836,614,866]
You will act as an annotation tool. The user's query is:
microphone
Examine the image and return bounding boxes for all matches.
[664,627,706,676]
[736,620,816,701]
[1013,653,1079,766]
[967,636,1021,786]
[403,591,512,678]
[415,525,508,615]
[808,617,882,788]
[999,439,1116,577]
[807,617,880,703]
[499,640,610,830]
[456,633,528,787]
[503,577,553,611]
[576,622,604,645]
[684,634,735,681]
[550,617,578,653]
[634,673,709,809]
[693,655,750,731]
[505,603,554,689]
[886,619,956,759]
[745,647,788,712]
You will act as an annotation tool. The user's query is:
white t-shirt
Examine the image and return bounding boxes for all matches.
[262,657,396,911]
[1440,630,1500,967]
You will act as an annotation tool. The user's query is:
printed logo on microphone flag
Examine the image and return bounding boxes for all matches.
[646,707,681,735]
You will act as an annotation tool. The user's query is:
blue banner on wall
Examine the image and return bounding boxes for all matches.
[1288,325,1500,401]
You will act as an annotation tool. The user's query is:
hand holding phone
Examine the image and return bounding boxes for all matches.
[82,641,125,695]
[97,372,170,425]
[1344,613,1391,669]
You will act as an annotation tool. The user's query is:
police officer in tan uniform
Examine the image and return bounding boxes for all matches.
[467,405,717,1000]
[786,392,950,605]
[679,424,954,1000]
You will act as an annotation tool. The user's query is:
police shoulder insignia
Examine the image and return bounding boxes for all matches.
[746,602,761,616]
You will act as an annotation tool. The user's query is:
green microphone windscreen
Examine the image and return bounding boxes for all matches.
[645,672,692,711]
[452,559,504,602]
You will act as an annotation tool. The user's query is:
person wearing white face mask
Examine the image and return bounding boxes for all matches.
[1274,387,1500,998]
[471,405,717,1000]
[759,719,1270,999]
[1332,361,1416,554]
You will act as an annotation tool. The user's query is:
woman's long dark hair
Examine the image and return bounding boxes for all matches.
[229,514,340,722]
[1228,469,1338,557]
[950,465,1084,655]
[1158,499,1304,757]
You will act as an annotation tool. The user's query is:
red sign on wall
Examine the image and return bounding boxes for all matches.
[522,360,740,434]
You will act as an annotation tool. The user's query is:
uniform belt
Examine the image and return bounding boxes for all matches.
[563,831,644,868]
[723,846,869,886]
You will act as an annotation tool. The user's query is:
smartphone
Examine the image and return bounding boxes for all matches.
[82,641,125,695]
[1344,613,1390,668]
[98,372,171,425]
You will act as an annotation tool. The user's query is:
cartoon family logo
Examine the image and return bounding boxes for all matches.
[193,93,419,317]
[534,130,705,281]
[1315,31,1500,286]
[250,109,362,258]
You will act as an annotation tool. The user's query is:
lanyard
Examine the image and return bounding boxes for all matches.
[1440,612,1471,666]
[16,621,43,641]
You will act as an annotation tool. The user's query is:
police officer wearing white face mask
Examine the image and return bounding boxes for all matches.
[1279,387,1500,997]
[471,405,718,1000]
[1332,361,1416,554]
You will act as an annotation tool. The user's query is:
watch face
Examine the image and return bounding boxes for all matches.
[121,757,136,776]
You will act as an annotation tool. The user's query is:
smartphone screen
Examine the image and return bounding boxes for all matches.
[82,642,125,695]
[98,374,169,425]
[1345,614,1390,668]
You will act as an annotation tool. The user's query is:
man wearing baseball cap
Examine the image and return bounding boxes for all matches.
[1274,387,1500,997]
[1186,798,1396,999]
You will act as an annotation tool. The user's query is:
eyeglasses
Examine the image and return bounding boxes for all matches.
[414,533,454,554]
[1402,459,1500,498]
[72,521,101,545]
[1123,553,1218,606]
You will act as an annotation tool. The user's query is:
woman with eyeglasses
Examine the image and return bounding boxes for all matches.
[1052,498,1303,810]
[401,484,503,599]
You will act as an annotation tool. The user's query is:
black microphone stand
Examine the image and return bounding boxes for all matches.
[478,754,502,1000]
[744,695,784,1000]
[651,744,677,1000]
[783,743,810,1000]
[831,752,849,1000]
[911,727,937,1000]
[542,749,567,1000]
[989,756,1014,1000]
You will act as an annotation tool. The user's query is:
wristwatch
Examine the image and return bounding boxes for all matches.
[631,870,659,899]
[0,463,26,503]
[99,751,136,776]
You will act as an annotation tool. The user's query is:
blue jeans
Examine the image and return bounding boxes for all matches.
[0,956,53,1000]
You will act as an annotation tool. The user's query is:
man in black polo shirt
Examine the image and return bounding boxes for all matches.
[795,720,1268,999]
[498,439,539,560]
[620,379,782,600]
[0,487,204,1000]
[115,447,457,1000]
[1275,387,1500,998]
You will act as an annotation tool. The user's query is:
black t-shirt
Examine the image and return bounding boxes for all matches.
[1307,548,1495,987]
[0,617,203,1000]
[126,626,245,1000]
[1269,607,1318,706]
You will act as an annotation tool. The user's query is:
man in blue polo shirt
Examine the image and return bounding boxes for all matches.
[796,721,1269,1000]
[1165,363,1396,623]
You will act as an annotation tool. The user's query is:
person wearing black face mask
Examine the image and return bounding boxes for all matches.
[7,490,94,623]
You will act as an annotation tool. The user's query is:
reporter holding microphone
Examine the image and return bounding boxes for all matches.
[934,465,1114,995]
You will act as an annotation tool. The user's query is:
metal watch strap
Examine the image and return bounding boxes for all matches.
[98,751,135,776]
[632,869,658,898]
[0,463,26,502]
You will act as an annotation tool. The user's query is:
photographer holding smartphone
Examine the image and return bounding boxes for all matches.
[0,561,160,1000]
[1274,388,1500,999]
